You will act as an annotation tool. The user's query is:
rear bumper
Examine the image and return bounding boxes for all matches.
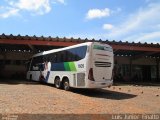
[87,79,113,88]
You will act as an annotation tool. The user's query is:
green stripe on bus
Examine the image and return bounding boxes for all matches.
[69,62,77,71]
[64,62,70,71]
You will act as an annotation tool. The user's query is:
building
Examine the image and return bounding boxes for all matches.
[0,34,159,82]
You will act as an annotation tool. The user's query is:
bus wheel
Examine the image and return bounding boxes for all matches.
[54,77,61,89]
[63,78,70,91]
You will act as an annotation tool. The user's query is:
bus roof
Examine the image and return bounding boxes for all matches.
[32,42,112,57]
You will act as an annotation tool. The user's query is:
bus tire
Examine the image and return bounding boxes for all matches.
[62,78,70,91]
[54,77,61,89]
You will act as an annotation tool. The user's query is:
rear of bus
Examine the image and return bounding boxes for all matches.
[87,42,114,88]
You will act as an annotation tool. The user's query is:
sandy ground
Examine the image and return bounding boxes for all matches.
[0,79,159,115]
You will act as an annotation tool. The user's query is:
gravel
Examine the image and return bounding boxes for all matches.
[0,79,160,114]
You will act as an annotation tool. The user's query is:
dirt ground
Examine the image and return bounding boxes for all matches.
[0,79,160,114]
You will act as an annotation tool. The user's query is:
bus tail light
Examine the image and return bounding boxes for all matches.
[88,68,95,81]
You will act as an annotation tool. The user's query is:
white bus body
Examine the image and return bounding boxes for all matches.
[26,42,114,90]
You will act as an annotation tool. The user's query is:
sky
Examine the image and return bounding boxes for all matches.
[0,0,160,44]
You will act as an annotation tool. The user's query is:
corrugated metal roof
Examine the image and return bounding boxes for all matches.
[0,33,159,47]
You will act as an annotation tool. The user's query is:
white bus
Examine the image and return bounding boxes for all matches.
[26,42,114,90]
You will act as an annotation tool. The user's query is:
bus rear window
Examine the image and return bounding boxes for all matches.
[93,45,112,52]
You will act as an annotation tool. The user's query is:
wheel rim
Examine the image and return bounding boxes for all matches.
[55,79,60,88]
[64,81,69,90]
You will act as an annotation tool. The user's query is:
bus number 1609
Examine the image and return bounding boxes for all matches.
[78,64,84,68]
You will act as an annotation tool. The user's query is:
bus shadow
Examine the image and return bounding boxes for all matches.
[0,79,137,100]
[71,88,137,100]
[0,79,40,85]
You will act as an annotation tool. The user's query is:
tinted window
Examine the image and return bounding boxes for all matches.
[49,45,87,63]
[93,45,112,52]
[30,45,87,70]
[66,46,87,62]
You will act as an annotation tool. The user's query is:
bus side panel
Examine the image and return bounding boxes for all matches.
[27,71,41,81]
[47,58,88,88]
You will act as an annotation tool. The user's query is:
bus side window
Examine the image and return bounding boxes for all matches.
[66,51,71,61]
[68,48,76,61]
[63,51,67,62]
[64,51,66,62]
[76,46,87,60]
[47,54,51,62]
[57,52,61,63]
[60,52,64,62]
[51,53,56,63]
[43,55,47,62]
[73,48,79,61]
[67,50,72,61]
